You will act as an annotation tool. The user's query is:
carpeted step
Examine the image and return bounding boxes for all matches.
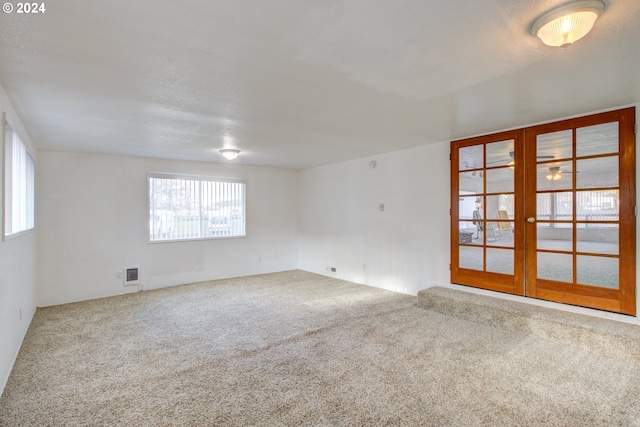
[417,286,640,361]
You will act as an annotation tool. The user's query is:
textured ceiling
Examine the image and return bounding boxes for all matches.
[0,0,639,169]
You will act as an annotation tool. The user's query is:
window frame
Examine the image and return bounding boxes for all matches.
[147,172,247,243]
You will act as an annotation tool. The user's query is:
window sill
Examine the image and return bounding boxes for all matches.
[4,227,35,242]
[148,234,247,244]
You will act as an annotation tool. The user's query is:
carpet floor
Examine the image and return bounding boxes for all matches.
[1,270,640,426]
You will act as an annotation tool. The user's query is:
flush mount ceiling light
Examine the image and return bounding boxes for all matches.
[220,148,240,160]
[530,0,605,48]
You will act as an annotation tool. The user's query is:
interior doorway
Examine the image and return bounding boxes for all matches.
[450,107,636,315]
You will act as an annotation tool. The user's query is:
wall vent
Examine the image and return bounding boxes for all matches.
[124,267,140,286]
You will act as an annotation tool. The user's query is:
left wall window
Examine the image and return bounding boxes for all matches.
[4,123,34,236]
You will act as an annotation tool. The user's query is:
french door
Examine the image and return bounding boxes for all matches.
[451,108,636,315]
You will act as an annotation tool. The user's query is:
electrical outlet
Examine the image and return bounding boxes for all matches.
[116,272,123,280]
[379,203,385,212]
[331,267,336,272]
[257,256,262,263]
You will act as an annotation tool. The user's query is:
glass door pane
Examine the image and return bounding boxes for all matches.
[534,128,573,293]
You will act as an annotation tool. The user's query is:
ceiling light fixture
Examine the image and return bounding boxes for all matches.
[220,148,240,160]
[546,166,563,181]
[530,0,605,48]
[507,151,516,169]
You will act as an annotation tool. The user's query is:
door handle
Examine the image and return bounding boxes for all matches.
[527,217,536,223]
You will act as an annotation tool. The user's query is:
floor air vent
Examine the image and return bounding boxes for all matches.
[124,267,140,286]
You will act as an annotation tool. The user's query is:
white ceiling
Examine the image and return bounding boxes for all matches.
[0,0,639,169]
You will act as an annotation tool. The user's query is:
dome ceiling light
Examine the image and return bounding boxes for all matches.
[530,0,606,48]
[220,149,240,160]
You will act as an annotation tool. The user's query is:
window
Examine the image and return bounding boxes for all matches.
[148,173,246,242]
[4,123,35,236]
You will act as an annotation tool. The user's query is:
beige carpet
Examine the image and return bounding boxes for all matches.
[2,270,640,426]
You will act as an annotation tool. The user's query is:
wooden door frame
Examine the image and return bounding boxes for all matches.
[450,129,525,295]
[451,107,636,315]
[524,107,636,315]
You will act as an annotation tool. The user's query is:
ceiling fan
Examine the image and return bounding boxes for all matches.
[546,166,563,180]
[487,151,555,167]
[545,166,576,180]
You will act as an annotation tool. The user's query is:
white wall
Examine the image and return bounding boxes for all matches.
[299,142,451,295]
[36,151,299,306]
[0,86,37,394]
